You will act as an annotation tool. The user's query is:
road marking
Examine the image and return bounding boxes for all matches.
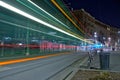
[0,66,11,72]
[0,52,70,66]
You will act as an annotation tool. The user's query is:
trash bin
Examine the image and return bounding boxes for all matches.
[99,52,110,70]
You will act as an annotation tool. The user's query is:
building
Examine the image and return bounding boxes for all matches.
[73,9,119,48]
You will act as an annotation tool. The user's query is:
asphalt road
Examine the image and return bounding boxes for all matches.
[0,52,87,80]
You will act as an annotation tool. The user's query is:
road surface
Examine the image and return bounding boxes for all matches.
[0,52,87,80]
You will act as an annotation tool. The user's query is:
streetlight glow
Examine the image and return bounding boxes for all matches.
[108,37,111,41]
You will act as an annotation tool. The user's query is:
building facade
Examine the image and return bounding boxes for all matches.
[73,9,119,48]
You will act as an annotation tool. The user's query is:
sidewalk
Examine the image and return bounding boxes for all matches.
[71,51,120,80]
[88,51,120,72]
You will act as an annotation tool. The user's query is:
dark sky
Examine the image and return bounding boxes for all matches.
[63,0,120,28]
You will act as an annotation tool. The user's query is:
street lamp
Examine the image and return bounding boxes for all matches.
[103,37,106,40]
[108,37,111,41]
[94,32,97,44]
[107,37,111,47]
[118,31,120,44]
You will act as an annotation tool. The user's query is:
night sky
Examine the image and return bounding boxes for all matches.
[63,0,120,28]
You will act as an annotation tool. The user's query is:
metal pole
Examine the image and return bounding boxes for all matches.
[26,20,29,56]
[1,41,4,56]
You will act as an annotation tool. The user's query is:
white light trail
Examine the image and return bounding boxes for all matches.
[28,0,71,29]
[0,19,75,41]
[0,1,91,43]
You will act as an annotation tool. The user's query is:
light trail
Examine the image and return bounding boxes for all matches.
[0,1,92,44]
[51,0,85,34]
[0,19,77,42]
[27,0,71,30]
[17,0,74,36]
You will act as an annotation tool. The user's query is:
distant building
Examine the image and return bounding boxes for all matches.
[73,9,119,48]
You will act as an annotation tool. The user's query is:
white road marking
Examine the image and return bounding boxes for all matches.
[0,66,11,72]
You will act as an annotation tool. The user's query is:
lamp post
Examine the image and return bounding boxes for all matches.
[118,31,120,45]
[1,41,4,56]
[108,37,111,47]
[94,32,97,44]
[26,20,30,56]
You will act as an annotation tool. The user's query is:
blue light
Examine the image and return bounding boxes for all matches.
[92,43,103,49]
